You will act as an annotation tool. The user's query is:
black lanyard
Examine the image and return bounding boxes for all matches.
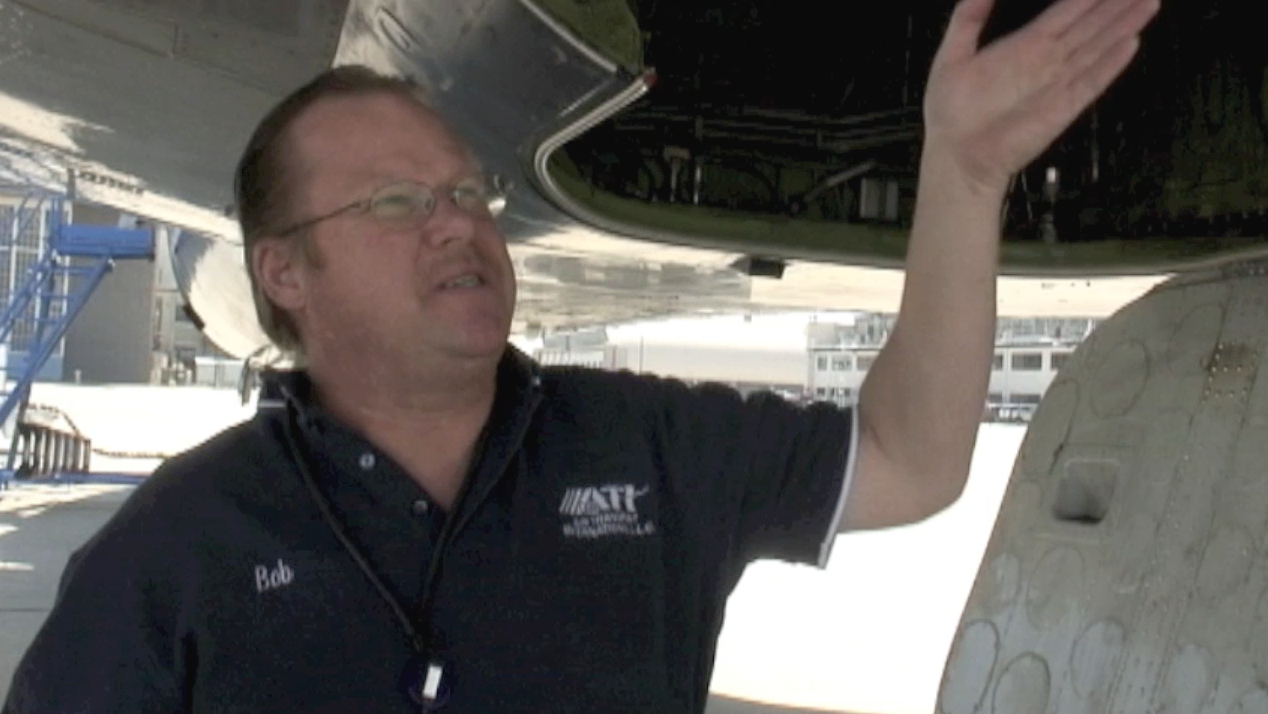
[280,406,471,710]
[275,381,540,710]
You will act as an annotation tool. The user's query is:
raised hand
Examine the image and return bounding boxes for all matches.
[922,0,1160,196]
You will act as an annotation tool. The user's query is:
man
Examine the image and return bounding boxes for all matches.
[4,0,1157,711]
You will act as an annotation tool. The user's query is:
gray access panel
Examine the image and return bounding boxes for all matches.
[937,259,1268,713]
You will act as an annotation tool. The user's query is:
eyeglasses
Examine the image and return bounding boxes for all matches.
[274,174,510,237]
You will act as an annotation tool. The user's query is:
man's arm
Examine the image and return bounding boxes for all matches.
[842,0,1160,531]
[846,151,1001,531]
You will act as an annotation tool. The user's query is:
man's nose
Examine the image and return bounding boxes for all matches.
[422,193,477,247]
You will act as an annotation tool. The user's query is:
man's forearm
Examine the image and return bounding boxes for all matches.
[859,143,1003,498]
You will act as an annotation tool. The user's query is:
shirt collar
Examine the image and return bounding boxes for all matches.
[255,344,543,515]
[257,344,541,425]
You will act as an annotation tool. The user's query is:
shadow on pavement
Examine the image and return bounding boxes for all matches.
[0,483,133,703]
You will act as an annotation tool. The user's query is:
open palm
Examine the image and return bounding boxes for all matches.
[923,0,1161,194]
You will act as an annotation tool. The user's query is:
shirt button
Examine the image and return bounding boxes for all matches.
[358,452,376,470]
[411,499,430,516]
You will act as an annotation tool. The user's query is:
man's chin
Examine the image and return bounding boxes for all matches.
[437,325,511,361]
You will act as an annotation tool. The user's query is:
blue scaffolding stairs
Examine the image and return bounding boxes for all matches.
[0,188,153,488]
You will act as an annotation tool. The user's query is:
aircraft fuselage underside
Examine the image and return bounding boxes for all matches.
[940,260,1268,714]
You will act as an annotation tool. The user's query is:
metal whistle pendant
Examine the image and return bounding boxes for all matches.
[400,657,450,711]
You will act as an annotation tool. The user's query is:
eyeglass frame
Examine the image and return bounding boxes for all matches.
[270,173,510,238]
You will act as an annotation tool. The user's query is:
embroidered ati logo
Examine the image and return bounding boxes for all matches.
[559,484,649,516]
[559,484,656,539]
[254,559,293,593]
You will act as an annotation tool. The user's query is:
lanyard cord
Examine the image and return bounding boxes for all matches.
[281,406,481,658]
[274,368,539,661]
[282,413,430,653]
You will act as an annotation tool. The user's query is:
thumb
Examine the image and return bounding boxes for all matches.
[933,0,997,66]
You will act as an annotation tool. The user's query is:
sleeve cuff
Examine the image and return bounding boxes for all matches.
[816,400,859,568]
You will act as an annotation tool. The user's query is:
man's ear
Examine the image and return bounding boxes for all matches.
[252,237,307,312]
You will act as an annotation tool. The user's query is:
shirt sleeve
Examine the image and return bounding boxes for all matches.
[644,376,859,569]
[2,486,186,714]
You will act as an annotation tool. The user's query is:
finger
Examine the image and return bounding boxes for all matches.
[1066,0,1158,74]
[934,0,998,65]
[1031,0,1105,35]
[1061,35,1142,116]
[1059,0,1157,58]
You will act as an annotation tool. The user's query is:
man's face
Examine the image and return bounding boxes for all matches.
[267,91,517,367]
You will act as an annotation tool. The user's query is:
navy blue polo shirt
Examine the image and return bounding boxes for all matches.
[4,348,858,713]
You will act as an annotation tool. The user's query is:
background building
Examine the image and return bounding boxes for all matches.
[525,311,1098,421]
[59,203,159,384]
[534,327,631,370]
[524,313,831,399]
[0,191,233,386]
[806,314,1097,420]
[61,204,230,385]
